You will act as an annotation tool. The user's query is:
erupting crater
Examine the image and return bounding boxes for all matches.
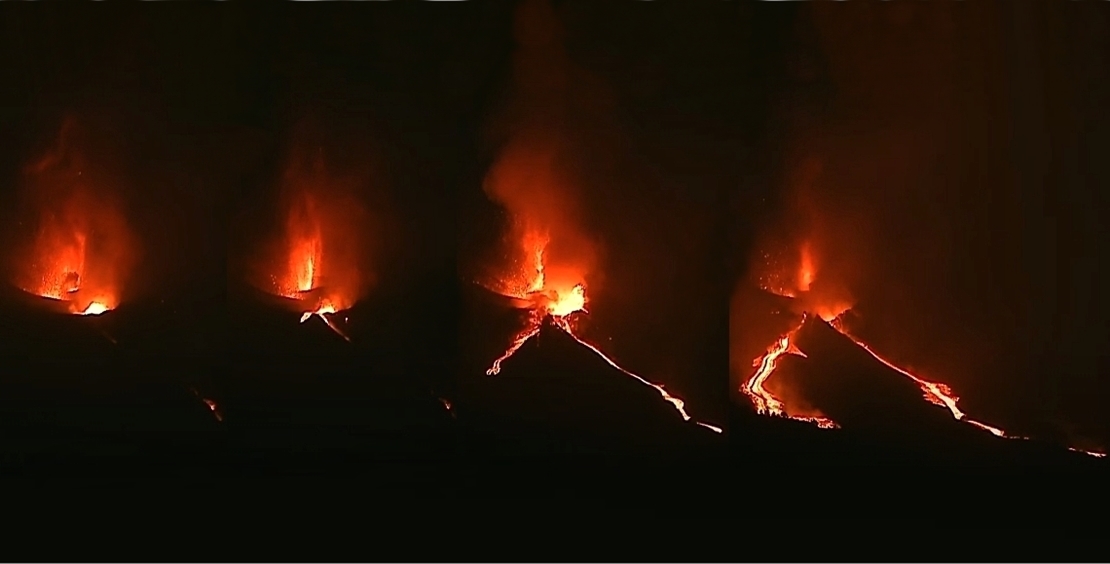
[273,269,351,342]
[484,238,721,434]
[11,121,133,318]
[255,152,370,343]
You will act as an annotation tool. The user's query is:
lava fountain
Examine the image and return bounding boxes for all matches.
[10,120,135,317]
[257,149,371,342]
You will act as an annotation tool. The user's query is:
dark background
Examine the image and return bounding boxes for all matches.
[733,2,1110,447]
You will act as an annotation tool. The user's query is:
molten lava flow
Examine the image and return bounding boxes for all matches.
[838,318,1104,456]
[485,247,721,433]
[487,321,542,377]
[833,323,1007,437]
[486,238,588,376]
[742,321,838,429]
[297,299,350,342]
[80,302,110,316]
[1071,448,1106,459]
[744,311,1012,435]
[559,320,723,434]
[742,242,1107,458]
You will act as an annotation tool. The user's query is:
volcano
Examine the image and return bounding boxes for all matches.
[464,314,721,455]
[457,283,725,498]
[786,314,980,437]
[732,287,1108,472]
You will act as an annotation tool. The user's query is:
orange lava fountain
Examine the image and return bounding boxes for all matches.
[12,121,134,317]
[485,238,722,434]
[271,192,351,342]
[259,150,369,343]
[742,241,1106,458]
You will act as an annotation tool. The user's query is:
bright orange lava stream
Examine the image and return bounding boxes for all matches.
[80,302,110,316]
[744,311,1106,458]
[742,321,837,430]
[560,320,724,434]
[743,313,1012,435]
[835,322,1008,437]
[486,249,721,433]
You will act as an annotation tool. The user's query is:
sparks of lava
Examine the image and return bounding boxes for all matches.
[15,122,132,317]
[485,247,721,433]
